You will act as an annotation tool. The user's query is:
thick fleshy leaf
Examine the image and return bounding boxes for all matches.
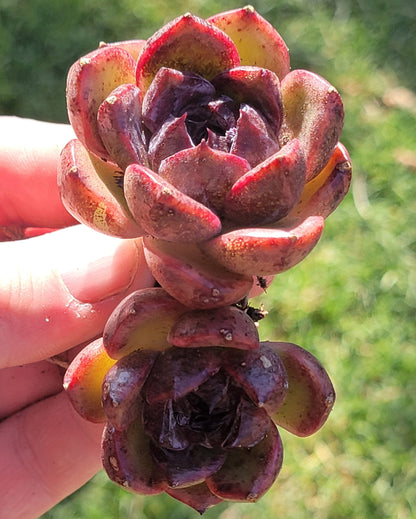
[102,421,167,494]
[97,83,148,169]
[58,139,144,238]
[151,443,227,489]
[168,306,259,350]
[201,215,324,277]
[280,69,344,181]
[207,423,283,501]
[102,349,158,430]
[222,343,288,414]
[103,287,187,359]
[99,39,147,61]
[142,67,215,133]
[148,114,194,171]
[230,104,280,167]
[66,46,136,158]
[224,139,306,225]
[223,397,272,448]
[281,142,352,224]
[159,141,250,216]
[166,482,223,514]
[136,14,240,92]
[124,163,222,242]
[143,399,190,450]
[144,347,222,404]
[208,7,290,80]
[212,66,283,135]
[267,341,336,436]
[63,338,116,423]
[143,236,253,309]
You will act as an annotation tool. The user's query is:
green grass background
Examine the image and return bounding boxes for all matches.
[1,0,415,517]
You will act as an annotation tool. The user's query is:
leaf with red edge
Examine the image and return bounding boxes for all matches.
[222,343,288,414]
[136,13,240,92]
[267,341,336,437]
[124,162,222,242]
[99,39,147,61]
[97,83,148,170]
[208,6,290,80]
[102,421,167,494]
[63,338,116,423]
[66,46,136,158]
[168,306,259,350]
[201,215,324,277]
[282,142,352,224]
[207,423,283,502]
[159,141,250,217]
[224,139,306,225]
[102,349,158,430]
[103,287,187,359]
[58,139,144,238]
[143,236,253,309]
[280,69,344,181]
[166,482,223,514]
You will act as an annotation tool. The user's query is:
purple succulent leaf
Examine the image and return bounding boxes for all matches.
[102,349,158,430]
[97,83,149,170]
[167,305,259,350]
[200,214,324,277]
[224,138,306,225]
[159,140,250,216]
[124,162,222,242]
[143,399,190,450]
[222,396,272,448]
[102,421,167,494]
[150,442,227,489]
[212,66,283,136]
[142,67,216,134]
[143,347,222,404]
[207,423,283,502]
[222,342,288,414]
[230,103,280,167]
[148,114,194,171]
[166,482,223,514]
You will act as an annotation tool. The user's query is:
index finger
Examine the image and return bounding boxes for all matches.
[0,117,76,230]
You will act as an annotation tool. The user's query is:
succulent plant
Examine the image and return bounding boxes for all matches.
[58,6,351,308]
[64,288,335,513]
[60,6,351,513]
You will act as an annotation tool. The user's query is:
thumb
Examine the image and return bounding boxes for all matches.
[0,225,154,369]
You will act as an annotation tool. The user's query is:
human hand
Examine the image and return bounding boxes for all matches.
[0,117,154,519]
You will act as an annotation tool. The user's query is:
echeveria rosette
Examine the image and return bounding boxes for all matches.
[64,288,336,513]
[58,6,352,309]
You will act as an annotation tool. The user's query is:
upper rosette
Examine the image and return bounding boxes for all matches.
[59,7,351,303]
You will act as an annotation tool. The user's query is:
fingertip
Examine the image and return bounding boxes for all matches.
[0,117,76,229]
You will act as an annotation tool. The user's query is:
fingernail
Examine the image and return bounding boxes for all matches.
[61,237,139,303]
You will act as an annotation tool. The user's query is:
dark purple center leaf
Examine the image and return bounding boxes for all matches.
[150,442,227,489]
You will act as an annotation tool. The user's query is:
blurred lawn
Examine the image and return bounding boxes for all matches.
[1,0,415,517]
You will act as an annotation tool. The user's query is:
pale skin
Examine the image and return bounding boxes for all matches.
[0,117,154,519]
